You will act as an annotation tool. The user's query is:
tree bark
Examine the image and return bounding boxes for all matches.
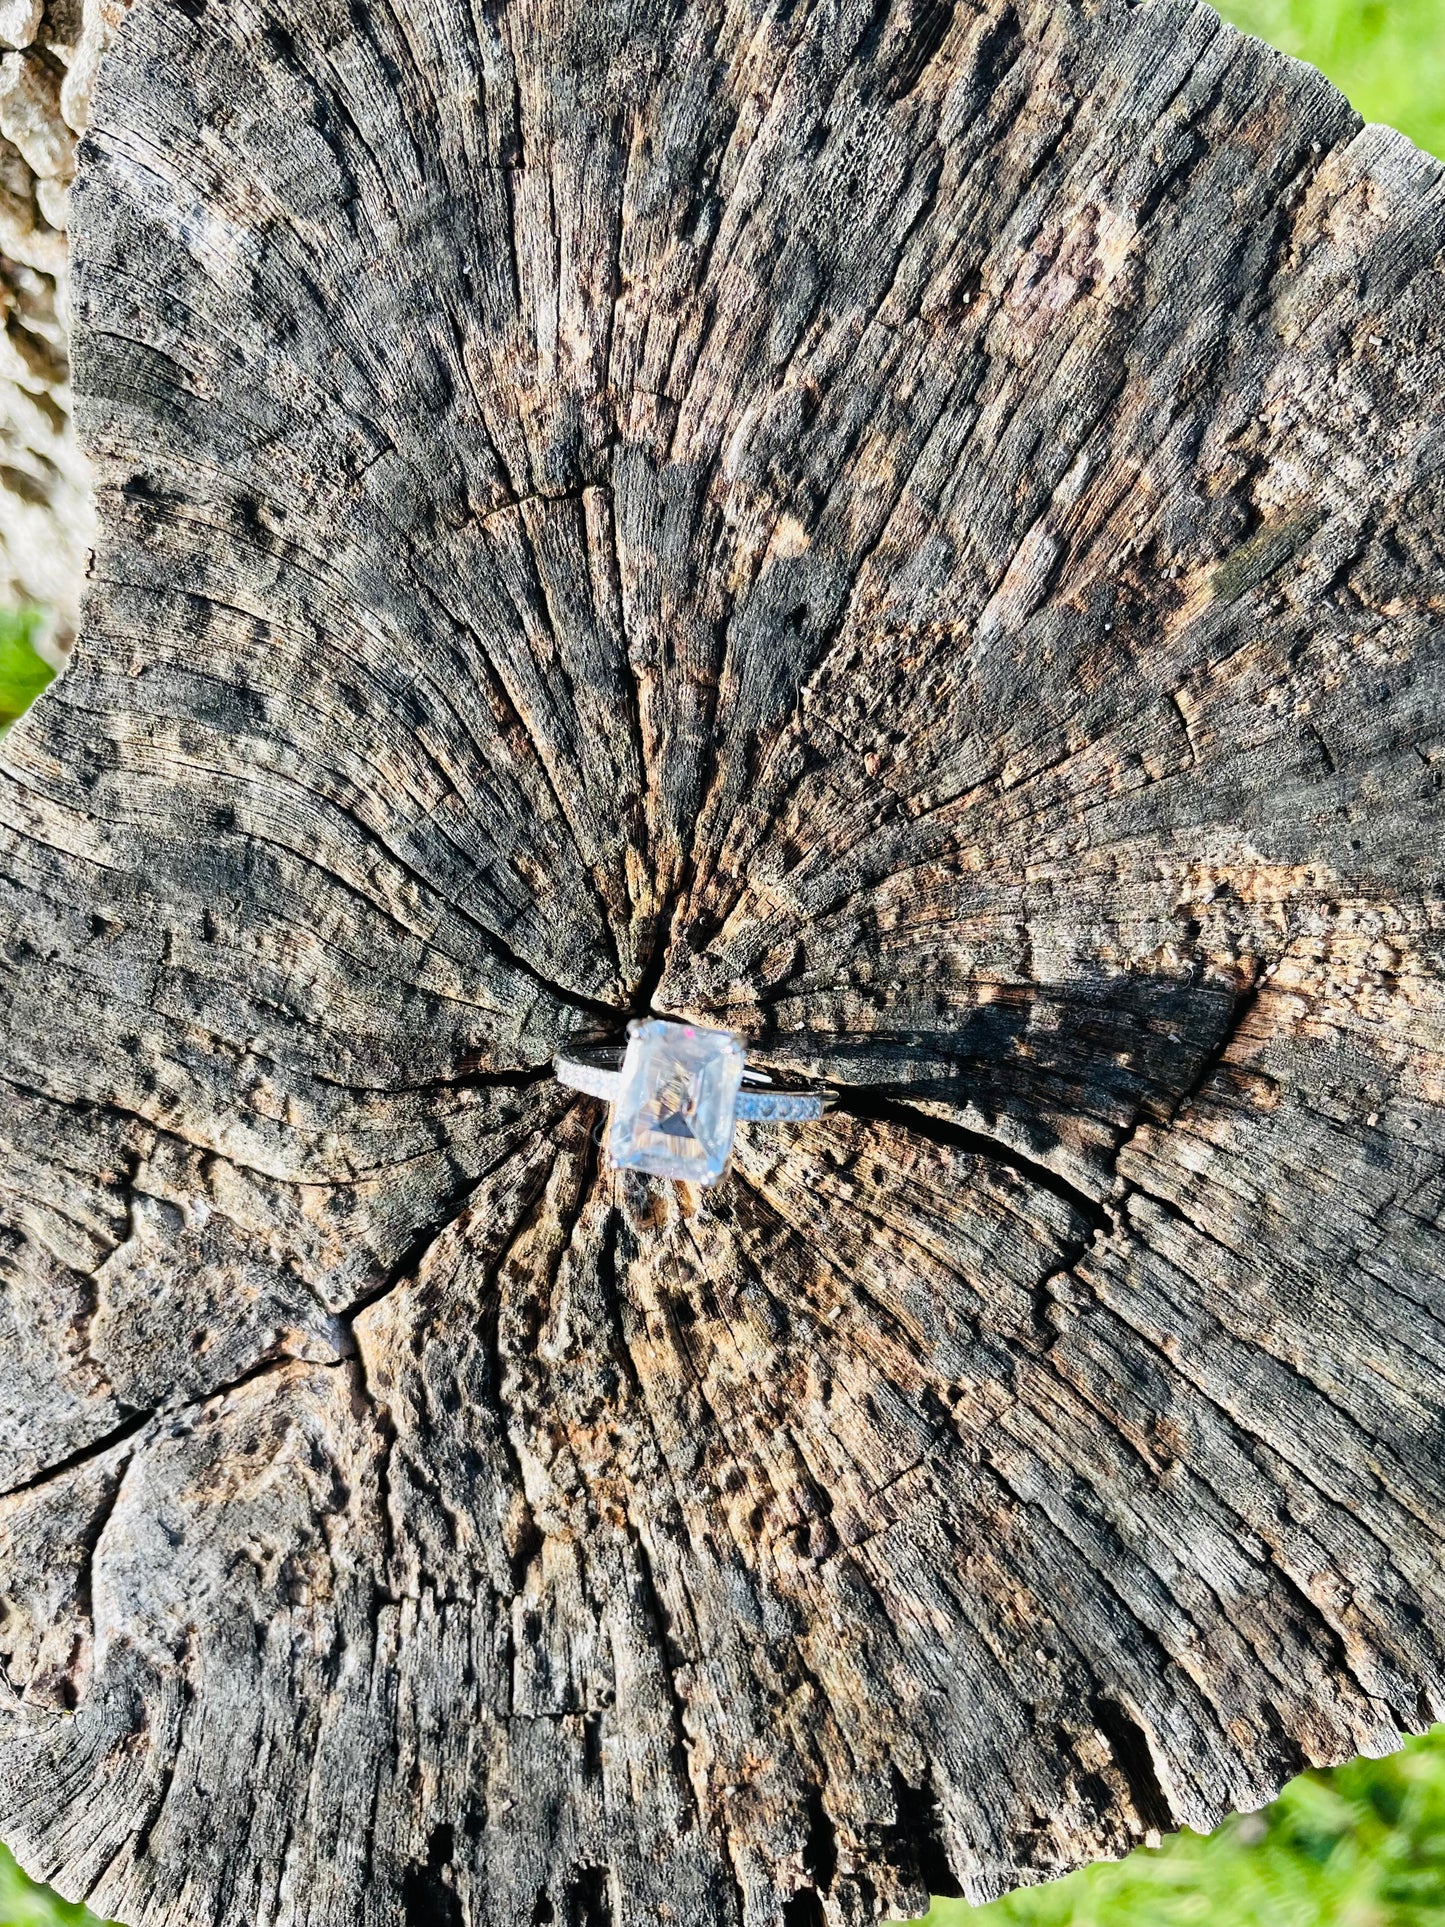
[2,0,1445,1923]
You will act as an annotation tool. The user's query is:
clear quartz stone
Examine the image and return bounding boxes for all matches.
[608,1019,747,1184]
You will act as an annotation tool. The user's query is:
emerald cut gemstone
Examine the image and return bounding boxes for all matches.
[607,1019,747,1183]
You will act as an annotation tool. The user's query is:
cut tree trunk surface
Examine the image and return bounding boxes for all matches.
[2,0,1445,1923]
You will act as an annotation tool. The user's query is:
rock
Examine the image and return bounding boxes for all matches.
[0,305,63,389]
[0,257,88,622]
[0,0,131,643]
[0,0,42,52]
[59,0,125,130]
[36,0,80,59]
[32,169,62,226]
[0,50,74,180]
[0,136,64,281]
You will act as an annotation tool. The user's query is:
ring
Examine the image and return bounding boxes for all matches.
[554,1017,835,1185]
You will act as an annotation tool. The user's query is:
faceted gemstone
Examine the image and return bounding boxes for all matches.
[608,1018,747,1184]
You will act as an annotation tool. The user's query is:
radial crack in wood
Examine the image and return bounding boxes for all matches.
[2,0,1445,1922]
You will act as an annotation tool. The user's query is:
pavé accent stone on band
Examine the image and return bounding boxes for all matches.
[554,1017,833,1184]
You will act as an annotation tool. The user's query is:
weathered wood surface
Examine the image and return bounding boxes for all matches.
[3,0,1445,1921]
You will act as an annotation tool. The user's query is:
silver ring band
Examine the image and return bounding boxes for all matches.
[554,1042,833,1121]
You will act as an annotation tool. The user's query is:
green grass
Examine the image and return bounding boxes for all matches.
[902,1726,1445,1927]
[1215,0,1445,156]
[0,610,54,734]
[0,1849,104,1927]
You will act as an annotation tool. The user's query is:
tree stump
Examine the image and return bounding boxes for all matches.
[2,0,1444,1922]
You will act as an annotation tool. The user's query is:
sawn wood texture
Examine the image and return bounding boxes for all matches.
[2,0,1445,1921]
